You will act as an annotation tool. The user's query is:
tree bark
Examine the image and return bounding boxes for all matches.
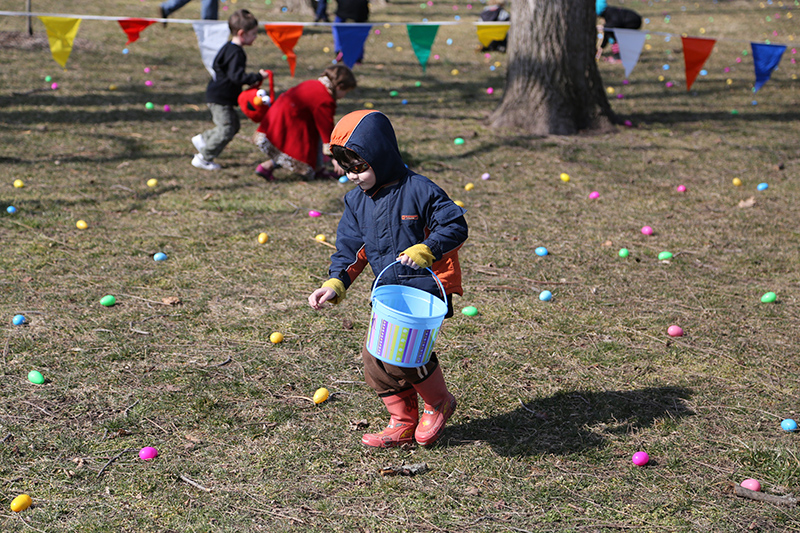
[490,0,616,136]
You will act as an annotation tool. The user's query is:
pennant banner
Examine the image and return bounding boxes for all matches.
[407,24,438,72]
[475,23,509,49]
[265,24,304,77]
[118,18,155,46]
[613,28,647,78]
[751,42,786,92]
[681,36,716,91]
[192,22,229,78]
[333,24,371,68]
[38,16,81,68]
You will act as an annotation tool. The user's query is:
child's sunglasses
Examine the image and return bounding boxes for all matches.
[339,160,371,174]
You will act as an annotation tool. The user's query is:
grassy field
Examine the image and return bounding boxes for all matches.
[1,0,799,531]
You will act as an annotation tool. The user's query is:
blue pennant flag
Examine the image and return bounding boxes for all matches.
[751,42,786,92]
[333,24,372,68]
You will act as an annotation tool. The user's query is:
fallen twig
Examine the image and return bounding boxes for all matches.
[212,356,232,367]
[179,473,212,492]
[310,236,337,249]
[730,482,798,507]
[379,463,428,477]
[97,448,133,477]
[122,400,140,417]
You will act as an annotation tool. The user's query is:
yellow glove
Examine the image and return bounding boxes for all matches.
[321,278,346,304]
[399,244,435,269]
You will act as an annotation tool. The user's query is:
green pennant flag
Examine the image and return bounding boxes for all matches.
[407,24,439,72]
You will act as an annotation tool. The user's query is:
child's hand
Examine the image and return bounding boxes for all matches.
[308,287,337,309]
[332,160,345,176]
[397,253,422,270]
[259,69,269,78]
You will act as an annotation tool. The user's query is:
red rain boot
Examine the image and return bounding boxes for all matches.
[412,366,457,446]
[361,388,419,448]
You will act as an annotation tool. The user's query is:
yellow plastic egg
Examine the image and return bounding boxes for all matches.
[560,173,570,183]
[364,102,374,108]
[658,75,665,82]
[732,177,742,186]
[10,494,32,512]
[76,220,88,230]
[726,78,733,85]
[109,84,118,91]
[258,232,269,244]
[451,69,459,76]
[13,179,24,188]
[270,331,284,344]
[313,387,330,404]
[606,86,615,94]
[323,46,330,53]
[454,200,465,207]
[464,183,474,191]
[147,178,158,187]
[315,234,326,242]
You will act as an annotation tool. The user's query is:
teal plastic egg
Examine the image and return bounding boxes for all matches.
[100,295,116,307]
[461,306,478,316]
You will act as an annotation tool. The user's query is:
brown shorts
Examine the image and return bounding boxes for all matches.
[361,343,440,397]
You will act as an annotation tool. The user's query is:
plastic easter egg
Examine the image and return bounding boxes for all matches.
[308,210,321,218]
[667,325,683,337]
[559,173,570,183]
[147,178,158,187]
[338,176,349,183]
[163,105,171,112]
[100,295,116,307]
[28,371,44,384]
[732,177,742,186]
[618,248,629,258]
[486,87,494,95]
[481,173,490,180]
[464,183,474,191]
[153,252,168,262]
[454,200,465,208]
[760,292,777,303]
[453,137,465,145]
[389,90,399,97]
[740,478,761,492]
[270,331,284,344]
[13,179,24,188]
[12,314,25,325]
[641,226,653,236]
[145,80,153,87]
[780,419,798,432]
[139,446,158,461]
[315,234,326,242]
[51,82,59,90]
[589,191,600,199]
[145,102,154,110]
[10,494,32,512]
[535,247,548,257]
[676,185,686,192]
[538,290,552,302]
[45,75,52,82]
[7,206,17,214]
[109,84,118,91]
[76,220,88,230]
[313,387,330,404]
[461,306,478,316]
[658,251,673,261]
[631,451,649,466]
[451,69,459,76]
[757,182,768,191]
[258,232,269,244]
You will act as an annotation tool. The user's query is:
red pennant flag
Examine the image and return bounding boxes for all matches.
[265,25,304,77]
[119,18,156,46]
[681,36,716,91]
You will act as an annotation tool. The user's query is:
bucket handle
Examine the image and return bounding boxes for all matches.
[372,260,446,303]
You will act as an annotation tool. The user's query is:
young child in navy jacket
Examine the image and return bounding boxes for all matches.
[308,110,468,448]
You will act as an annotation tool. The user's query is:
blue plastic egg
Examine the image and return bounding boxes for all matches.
[539,290,552,302]
[757,182,768,191]
[535,246,548,257]
[7,206,17,214]
[339,176,349,183]
[153,252,168,261]
[12,314,26,325]
[781,419,798,432]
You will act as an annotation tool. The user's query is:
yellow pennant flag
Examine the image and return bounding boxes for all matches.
[39,17,82,68]
[476,23,509,49]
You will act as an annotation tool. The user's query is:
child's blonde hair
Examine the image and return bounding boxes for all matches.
[323,64,357,92]
[229,9,258,34]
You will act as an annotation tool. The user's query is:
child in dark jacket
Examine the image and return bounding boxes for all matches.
[191,9,268,170]
[308,110,468,448]
[596,1,642,61]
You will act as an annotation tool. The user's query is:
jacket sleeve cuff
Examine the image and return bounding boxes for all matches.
[400,244,435,269]
[322,278,346,304]
[322,143,332,156]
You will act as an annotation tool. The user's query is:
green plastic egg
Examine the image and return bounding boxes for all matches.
[618,248,629,258]
[454,137,465,145]
[461,306,478,316]
[658,251,673,261]
[389,90,398,97]
[28,371,44,384]
[760,292,776,303]
[145,102,155,110]
[100,295,117,307]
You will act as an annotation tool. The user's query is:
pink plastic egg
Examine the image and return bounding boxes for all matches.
[144,67,151,73]
[676,185,686,192]
[481,172,490,180]
[50,82,59,90]
[589,191,600,199]
[145,80,153,87]
[139,446,158,461]
[667,325,683,337]
[632,451,650,466]
[163,104,171,112]
[486,87,494,95]
[308,210,321,217]
[741,478,761,491]
[641,226,654,236]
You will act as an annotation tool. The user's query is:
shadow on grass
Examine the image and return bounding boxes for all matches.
[446,386,693,456]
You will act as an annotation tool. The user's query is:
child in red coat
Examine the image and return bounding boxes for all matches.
[253,65,356,181]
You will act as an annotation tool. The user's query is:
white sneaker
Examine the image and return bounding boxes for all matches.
[192,134,206,152]
[192,153,220,170]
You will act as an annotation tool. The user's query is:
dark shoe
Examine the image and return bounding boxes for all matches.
[255,164,275,182]
[158,6,167,26]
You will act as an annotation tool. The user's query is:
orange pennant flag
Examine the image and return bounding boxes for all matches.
[119,18,156,46]
[264,25,304,77]
[681,36,716,91]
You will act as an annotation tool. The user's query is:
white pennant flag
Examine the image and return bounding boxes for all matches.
[612,28,647,78]
[193,22,230,79]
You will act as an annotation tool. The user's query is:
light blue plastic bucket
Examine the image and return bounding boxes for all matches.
[366,260,447,368]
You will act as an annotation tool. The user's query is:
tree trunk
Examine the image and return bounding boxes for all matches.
[490,0,616,136]
[281,0,314,16]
